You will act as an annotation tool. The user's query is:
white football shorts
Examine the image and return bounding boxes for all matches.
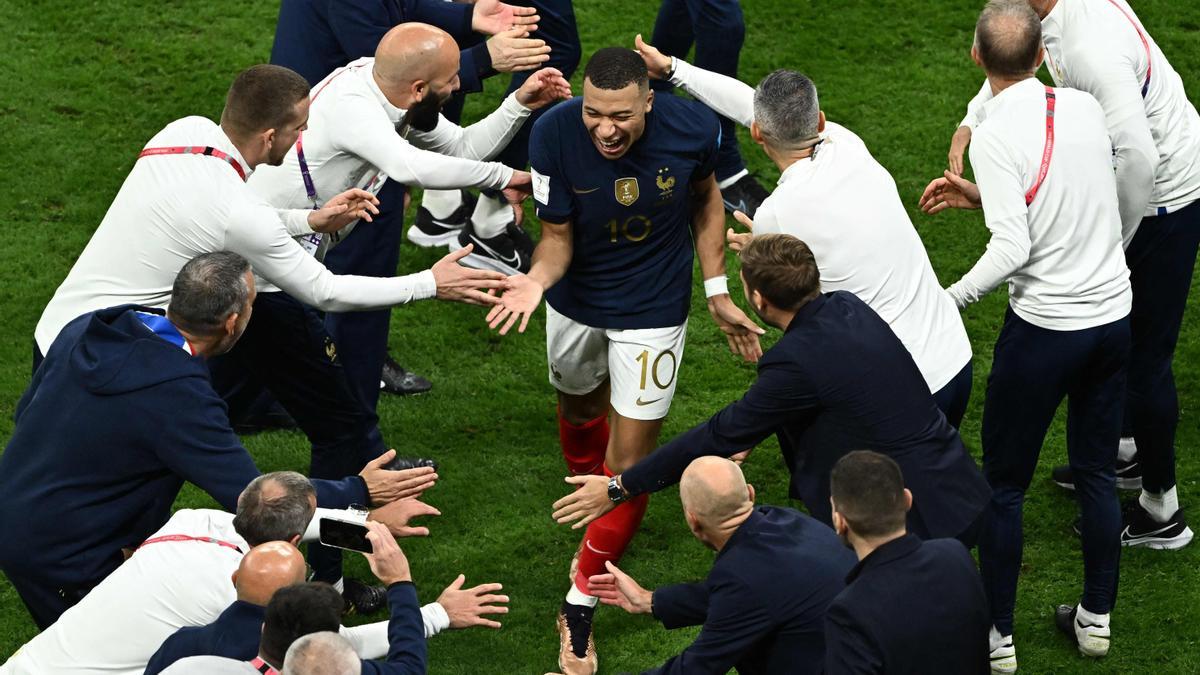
[545,303,687,421]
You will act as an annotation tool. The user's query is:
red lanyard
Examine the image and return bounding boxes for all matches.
[138,146,247,182]
[1025,87,1057,207]
[138,534,244,554]
[250,657,280,674]
[1103,0,1152,97]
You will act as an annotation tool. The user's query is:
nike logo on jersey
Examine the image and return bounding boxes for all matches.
[469,235,521,266]
[572,186,599,194]
[635,396,663,406]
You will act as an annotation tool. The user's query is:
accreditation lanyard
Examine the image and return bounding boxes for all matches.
[294,65,359,256]
[137,146,247,182]
[1103,0,1152,97]
[1025,87,1057,207]
[138,534,244,554]
[250,657,280,674]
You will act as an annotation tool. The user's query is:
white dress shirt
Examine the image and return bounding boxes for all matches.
[249,57,526,265]
[959,0,1200,242]
[670,59,972,392]
[0,509,449,675]
[34,116,437,354]
[159,656,261,674]
[951,78,1131,330]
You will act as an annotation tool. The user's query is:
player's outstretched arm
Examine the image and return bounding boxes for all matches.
[948,126,972,176]
[691,175,765,362]
[487,218,573,335]
[431,245,509,306]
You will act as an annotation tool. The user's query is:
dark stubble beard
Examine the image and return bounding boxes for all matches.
[399,94,444,134]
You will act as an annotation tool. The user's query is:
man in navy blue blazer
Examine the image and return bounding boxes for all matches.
[824,450,990,674]
[583,456,854,674]
[553,234,991,544]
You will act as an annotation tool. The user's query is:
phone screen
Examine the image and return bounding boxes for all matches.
[319,518,373,553]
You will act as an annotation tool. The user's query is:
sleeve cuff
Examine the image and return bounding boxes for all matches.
[281,209,315,237]
[409,269,438,301]
[669,58,695,89]
[504,91,534,115]
[420,602,451,638]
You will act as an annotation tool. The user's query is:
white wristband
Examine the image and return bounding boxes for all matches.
[704,276,729,298]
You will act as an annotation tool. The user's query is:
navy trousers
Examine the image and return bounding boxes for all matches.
[651,0,747,182]
[1122,198,1200,494]
[209,291,386,582]
[979,310,1129,634]
[932,361,974,429]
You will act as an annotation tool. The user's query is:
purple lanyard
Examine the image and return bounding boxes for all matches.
[296,133,320,210]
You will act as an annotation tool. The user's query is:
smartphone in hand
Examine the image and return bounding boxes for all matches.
[319,518,373,553]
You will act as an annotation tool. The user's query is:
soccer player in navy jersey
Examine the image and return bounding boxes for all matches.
[486,47,763,674]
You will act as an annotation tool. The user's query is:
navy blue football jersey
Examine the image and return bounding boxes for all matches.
[529,94,721,329]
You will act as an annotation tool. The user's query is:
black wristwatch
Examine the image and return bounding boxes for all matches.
[607,476,628,504]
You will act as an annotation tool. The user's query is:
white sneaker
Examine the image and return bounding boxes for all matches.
[989,626,1017,673]
[1055,604,1110,657]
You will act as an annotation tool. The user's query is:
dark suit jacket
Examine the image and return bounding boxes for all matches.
[270,0,491,90]
[824,534,989,674]
[621,291,991,540]
[144,600,265,674]
[644,507,856,674]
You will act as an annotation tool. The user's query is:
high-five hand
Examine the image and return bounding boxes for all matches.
[726,209,754,252]
[359,450,438,505]
[485,273,543,335]
[369,498,441,538]
[432,246,509,306]
[486,27,551,73]
[587,562,653,615]
[707,294,765,362]
[308,188,381,234]
[437,575,510,629]
[471,0,539,35]
[515,67,574,110]
[918,170,982,214]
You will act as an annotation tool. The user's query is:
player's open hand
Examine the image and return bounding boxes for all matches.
[485,273,543,335]
[308,188,380,234]
[362,521,412,586]
[487,27,551,73]
[588,562,654,615]
[369,497,441,538]
[360,449,439,505]
[471,0,539,36]
[431,246,509,306]
[726,209,754,252]
[918,170,982,214]
[437,575,510,630]
[551,474,615,529]
[515,67,573,110]
[634,34,672,80]
[707,294,765,362]
[948,125,972,176]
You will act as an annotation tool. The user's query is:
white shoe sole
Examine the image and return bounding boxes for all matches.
[406,225,461,248]
[1054,476,1142,491]
[447,238,522,276]
[1122,525,1194,550]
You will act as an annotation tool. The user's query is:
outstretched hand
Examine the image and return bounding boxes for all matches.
[485,273,543,335]
[918,170,982,214]
[359,450,439,505]
[431,246,509,306]
[515,67,574,110]
[550,474,615,529]
[369,497,441,538]
[471,0,539,35]
[726,209,754,252]
[437,574,510,629]
[486,27,551,73]
[587,562,653,615]
[633,34,672,80]
[309,188,380,234]
[707,294,765,362]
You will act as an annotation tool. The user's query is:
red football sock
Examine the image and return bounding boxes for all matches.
[574,465,649,593]
[558,409,609,476]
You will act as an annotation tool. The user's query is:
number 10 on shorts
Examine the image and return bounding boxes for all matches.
[636,349,677,391]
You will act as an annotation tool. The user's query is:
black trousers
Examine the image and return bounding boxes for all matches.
[209,291,386,581]
[1122,199,1200,494]
[932,360,974,429]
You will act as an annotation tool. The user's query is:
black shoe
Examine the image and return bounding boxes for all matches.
[720,174,770,218]
[380,355,432,396]
[1120,501,1194,549]
[452,218,530,275]
[1054,604,1110,657]
[407,189,478,248]
[382,455,438,472]
[557,601,598,669]
[1051,455,1142,491]
[342,578,388,616]
[232,401,297,435]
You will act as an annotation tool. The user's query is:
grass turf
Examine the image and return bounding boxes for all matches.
[1,0,1199,672]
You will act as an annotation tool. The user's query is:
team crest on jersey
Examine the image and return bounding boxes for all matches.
[656,167,675,201]
[324,336,338,363]
[614,177,639,206]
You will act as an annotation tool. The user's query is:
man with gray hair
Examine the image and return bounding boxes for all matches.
[579,457,854,674]
[0,252,437,631]
[283,632,361,675]
[634,35,974,427]
[919,0,1130,666]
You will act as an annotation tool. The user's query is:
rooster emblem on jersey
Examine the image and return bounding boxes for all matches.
[656,167,676,201]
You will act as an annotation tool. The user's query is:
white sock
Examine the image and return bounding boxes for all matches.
[1076,604,1109,628]
[565,584,598,608]
[421,189,463,220]
[716,168,748,190]
[1139,486,1179,523]
[332,577,345,594]
[1117,437,1137,462]
[989,625,1011,650]
[471,194,512,239]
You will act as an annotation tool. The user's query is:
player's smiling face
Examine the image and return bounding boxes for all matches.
[582,78,653,160]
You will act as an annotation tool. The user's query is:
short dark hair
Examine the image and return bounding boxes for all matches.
[221,64,310,139]
[584,47,648,91]
[233,472,317,547]
[260,583,343,667]
[754,70,821,150]
[166,252,252,337]
[830,450,907,539]
[738,234,821,311]
[975,0,1042,78]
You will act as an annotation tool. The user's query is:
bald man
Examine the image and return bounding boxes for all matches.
[145,543,307,674]
[249,21,571,413]
[283,632,361,675]
[583,457,854,675]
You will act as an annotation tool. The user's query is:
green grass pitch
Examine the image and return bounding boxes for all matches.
[1,0,1198,672]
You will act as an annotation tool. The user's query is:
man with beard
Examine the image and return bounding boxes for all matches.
[249,22,568,412]
[31,63,506,613]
